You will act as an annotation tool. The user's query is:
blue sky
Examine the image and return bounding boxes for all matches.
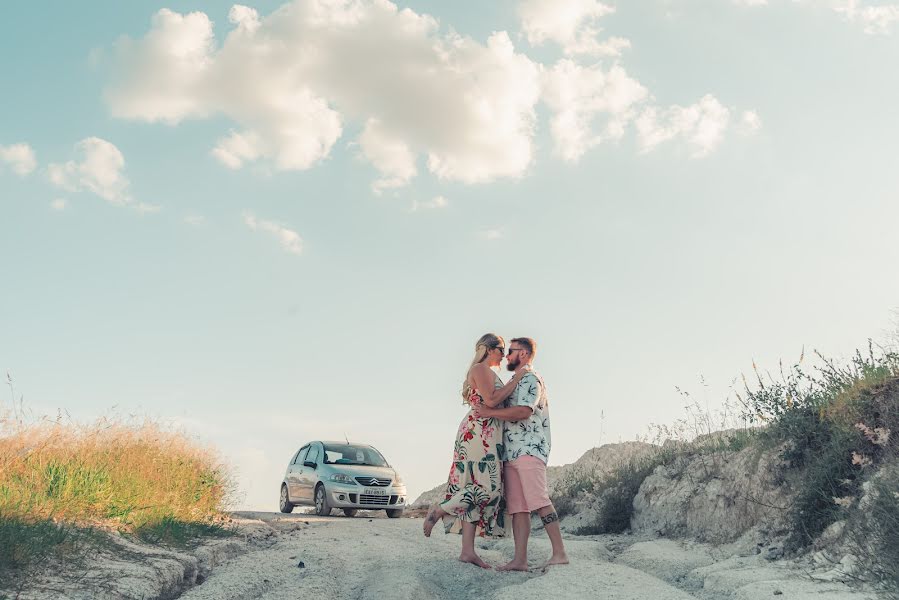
[3,0,899,509]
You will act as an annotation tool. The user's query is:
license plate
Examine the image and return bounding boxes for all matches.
[363,488,387,496]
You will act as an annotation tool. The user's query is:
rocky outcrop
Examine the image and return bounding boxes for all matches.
[630,444,792,545]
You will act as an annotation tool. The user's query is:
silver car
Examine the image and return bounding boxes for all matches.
[279,440,407,518]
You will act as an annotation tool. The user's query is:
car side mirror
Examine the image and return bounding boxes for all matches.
[303,461,317,469]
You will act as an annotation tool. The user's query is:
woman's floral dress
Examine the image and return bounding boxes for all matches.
[439,372,506,537]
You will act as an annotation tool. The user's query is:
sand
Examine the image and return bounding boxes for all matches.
[5,512,879,599]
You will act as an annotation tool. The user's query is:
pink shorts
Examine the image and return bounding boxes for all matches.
[504,455,551,514]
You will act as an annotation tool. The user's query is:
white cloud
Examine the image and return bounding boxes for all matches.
[737,0,899,35]
[243,212,303,255]
[737,110,763,135]
[358,118,417,193]
[50,198,68,211]
[47,137,131,205]
[106,2,541,188]
[636,94,750,158]
[480,228,504,241]
[834,0,899,34]
[0,143,37,176]
[411,195,448,211]
[542,60,648,161]
[518,0,629,57]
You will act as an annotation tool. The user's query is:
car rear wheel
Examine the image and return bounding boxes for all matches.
[386,508,403,518]
[279,484,294,514]
[314,484,332,516]
[342,508,358,517]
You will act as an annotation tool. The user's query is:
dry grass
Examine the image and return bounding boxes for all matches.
[0,414,234,582]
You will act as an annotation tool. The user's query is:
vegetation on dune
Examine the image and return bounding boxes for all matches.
[0,413,234,587]
[554,340,899,594]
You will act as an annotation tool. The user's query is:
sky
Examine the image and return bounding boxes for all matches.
[3,0,899,510]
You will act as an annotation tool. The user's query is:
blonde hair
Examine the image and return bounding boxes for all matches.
[461,333,504,402]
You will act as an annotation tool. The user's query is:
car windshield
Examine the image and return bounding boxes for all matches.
[322,444,388,467]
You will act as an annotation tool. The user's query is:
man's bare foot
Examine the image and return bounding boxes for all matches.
[541,554,569,568]
[459,553,492,569]
[496,559,529,572]
[422,508,442,537]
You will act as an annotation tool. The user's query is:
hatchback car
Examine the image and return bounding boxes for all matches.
[279,440,407,518]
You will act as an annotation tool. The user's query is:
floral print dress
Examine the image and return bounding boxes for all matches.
[439,372,506,537]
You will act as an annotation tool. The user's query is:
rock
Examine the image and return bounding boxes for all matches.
[298,561,305,568]
[631,444,793,544]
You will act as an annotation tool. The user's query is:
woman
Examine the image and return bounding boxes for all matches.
[422,333,529,569]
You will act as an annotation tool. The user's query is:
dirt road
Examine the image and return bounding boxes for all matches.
[177,512,875,600]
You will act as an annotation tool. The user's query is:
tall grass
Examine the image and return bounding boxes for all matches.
[0,415,234,583]
[739,344,899,549]
[739,342,899,594]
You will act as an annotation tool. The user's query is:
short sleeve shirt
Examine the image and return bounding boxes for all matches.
[502,371,551,464]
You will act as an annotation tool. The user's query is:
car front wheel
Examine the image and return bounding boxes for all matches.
[386,509,403,518]
[279,484,294,514]
[314,484,332,516]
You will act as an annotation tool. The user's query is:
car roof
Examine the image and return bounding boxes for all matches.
[319,440,374,447]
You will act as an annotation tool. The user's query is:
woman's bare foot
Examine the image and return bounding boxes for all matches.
[541,553,569,568]
[496,559,529,572]
[459,552,492,569]
[422,507,443,537]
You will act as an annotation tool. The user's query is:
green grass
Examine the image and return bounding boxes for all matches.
[0,418,235,586]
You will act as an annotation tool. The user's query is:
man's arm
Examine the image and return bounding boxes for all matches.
[477,405,533,421]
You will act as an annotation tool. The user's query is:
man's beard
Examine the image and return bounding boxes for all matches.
[506,358,520,371]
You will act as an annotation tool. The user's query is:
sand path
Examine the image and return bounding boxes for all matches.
[177,512,874,600]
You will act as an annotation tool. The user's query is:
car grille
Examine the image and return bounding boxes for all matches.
[354,477,392,487]
[360,494,390,505]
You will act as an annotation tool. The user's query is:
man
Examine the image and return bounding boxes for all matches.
[477,337,569,571]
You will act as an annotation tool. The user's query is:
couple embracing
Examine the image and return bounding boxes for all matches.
[422,334,569,571]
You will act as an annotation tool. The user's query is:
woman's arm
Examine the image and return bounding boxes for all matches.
[471,364,529,408]
[477,405,533,421]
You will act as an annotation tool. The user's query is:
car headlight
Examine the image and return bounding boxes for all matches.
[330,473,356,484]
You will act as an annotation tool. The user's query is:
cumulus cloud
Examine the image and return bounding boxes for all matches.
[50,198,68,211]
[518,0,629,57]
[47,137,131,204]
[106,2,541,187]
[243,212,303,255]
[542,60,648,161]
[635,95,759,157]
[834,0,899,34]
[0,143,37,176]
[737,0,899,35]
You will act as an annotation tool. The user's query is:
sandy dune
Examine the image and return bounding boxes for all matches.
[174,512,876,600]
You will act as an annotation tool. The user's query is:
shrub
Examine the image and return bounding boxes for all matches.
[575,450,673,535]
[847,461,899,598]
[740,343,899,550]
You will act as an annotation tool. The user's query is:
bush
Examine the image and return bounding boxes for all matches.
[847,462,899,598]
[575,451,672,535]
[740,343,899,550]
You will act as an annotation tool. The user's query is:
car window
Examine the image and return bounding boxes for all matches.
[293,445,309,465]
[307,444,320,464]
[323,444,388,467]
